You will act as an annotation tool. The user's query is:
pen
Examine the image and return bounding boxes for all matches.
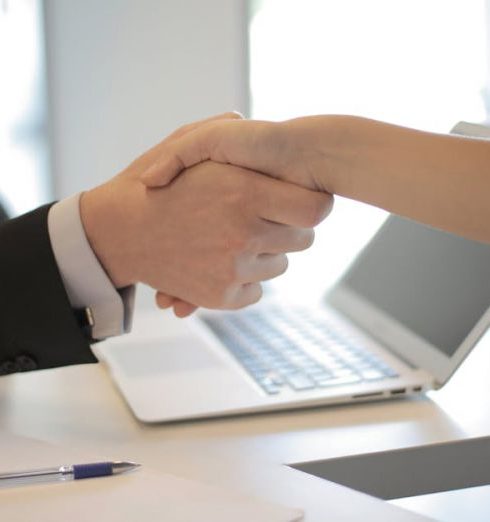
[0,461,140,486]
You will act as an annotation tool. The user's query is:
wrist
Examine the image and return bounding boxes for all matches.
[298,114,368,195]
[79,185,137,289]
[281,115,344,193]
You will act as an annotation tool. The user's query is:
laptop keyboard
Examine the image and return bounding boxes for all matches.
[202,306,399,395]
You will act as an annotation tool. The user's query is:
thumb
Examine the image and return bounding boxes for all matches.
[140,112,243,188]
[140,119,281,188]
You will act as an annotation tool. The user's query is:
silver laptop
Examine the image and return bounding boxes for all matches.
[98,123,490,423]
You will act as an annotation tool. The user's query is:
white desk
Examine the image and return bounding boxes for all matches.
[1,293,490,521]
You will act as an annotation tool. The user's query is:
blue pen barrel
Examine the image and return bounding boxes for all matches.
[73,462,113,479]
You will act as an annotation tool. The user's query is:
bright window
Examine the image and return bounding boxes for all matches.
[0,0,50,217]
[249,0,488,302]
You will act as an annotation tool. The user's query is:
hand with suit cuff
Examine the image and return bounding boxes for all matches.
[80,156,332,316]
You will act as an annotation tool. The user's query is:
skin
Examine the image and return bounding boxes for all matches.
[80,137,333,315]
[141,114,490,244]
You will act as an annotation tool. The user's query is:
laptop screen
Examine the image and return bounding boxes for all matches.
[339,216,490,357]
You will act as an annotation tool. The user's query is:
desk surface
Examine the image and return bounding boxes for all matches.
[1,292,489,521]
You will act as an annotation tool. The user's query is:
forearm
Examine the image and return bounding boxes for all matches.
[304,115,490,242]
[140,113,490,242]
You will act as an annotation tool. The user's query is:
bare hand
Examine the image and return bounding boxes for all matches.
[138,114,334,316]
[139,116,329,192]
[80,158,332,313]
[141,112,243,316]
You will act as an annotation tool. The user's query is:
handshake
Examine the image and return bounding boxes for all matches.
[81,110,489,318]
[80,112,334,317]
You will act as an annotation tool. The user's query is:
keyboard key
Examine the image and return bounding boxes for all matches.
[317,374,362,387]
[360,369,385,381]
[381,368,399,378]
[285,373,316,390]
[202,307,396,394]
[330,368,356,378]
[303,366,330,376]
[275,363,298,373]
[258,381,281,395]
[311,373,334,384]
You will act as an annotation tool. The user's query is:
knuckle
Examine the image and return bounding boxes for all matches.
[300,228,315,250]
[226,225,260,255]
[253,284,264,304]
[245,232,262,253]
[303,193,334,227]
[277,255,289,276]
[247,284,263,306]
[298,207,318,228]
[323,193,335,217]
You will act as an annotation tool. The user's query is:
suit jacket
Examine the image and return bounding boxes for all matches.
[0,204,96,375]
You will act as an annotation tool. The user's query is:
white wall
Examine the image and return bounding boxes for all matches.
[43,0,249,197]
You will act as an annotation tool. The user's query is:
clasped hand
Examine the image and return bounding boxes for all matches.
[81,113,333,317]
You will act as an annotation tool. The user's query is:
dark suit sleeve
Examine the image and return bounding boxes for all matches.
[0,202,8,224]
[0,204,97,375]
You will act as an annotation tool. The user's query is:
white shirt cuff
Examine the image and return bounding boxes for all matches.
[47,193,135,340]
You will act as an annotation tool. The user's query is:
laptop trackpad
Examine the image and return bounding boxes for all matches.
[101,333,265,421]
[110,336,224,379]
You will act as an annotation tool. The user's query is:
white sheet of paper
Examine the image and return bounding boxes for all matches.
[0,431,303,522]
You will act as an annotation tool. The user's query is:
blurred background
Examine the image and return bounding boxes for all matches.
[1,0,489,301]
